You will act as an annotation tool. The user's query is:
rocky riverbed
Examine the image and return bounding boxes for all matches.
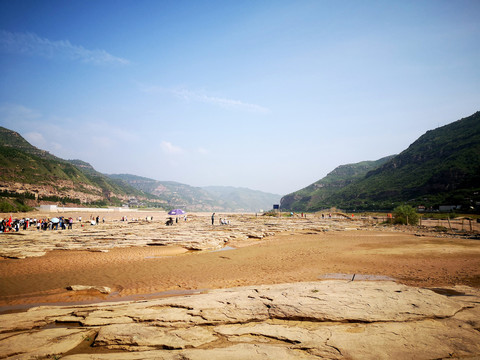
[1,212,480,358]
[0,213,350,259]
[1,280,480,359]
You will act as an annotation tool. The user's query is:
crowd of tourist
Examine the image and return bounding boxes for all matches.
[0,216,77,232]
[0,212,223,232]
[0,214,112,233]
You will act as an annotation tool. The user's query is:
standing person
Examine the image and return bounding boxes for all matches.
[211,213,215,225]
[96,216,99,225]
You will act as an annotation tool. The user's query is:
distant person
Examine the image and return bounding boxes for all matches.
[211,213,215,225]
[96,216,99,224]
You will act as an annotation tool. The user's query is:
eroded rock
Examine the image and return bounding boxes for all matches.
[0,214,348,259]
[0,328,96,359]
[1,280,479,359]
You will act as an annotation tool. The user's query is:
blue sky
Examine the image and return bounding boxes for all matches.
[0,1,479,195]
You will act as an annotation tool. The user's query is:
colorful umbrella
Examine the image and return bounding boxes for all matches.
[168,209,186,215]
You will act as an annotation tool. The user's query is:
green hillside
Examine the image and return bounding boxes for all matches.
[0,127,151,210]
[0,145,91,191]
[281,156,394,211]
[0,127,60,160]
[281,111,480,212]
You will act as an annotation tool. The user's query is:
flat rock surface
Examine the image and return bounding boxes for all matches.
[1,280,479,359]
[1,214,480,309]
[0,213,333,259]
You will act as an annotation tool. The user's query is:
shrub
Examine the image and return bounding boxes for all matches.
[394,205,419,225]
[0,201,15,213]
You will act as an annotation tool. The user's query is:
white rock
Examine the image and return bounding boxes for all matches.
[67,285,111,294]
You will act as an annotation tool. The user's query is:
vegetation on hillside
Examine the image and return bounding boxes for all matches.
[281,112,480,213]
[281,156,394,211]
[0,128,157,211]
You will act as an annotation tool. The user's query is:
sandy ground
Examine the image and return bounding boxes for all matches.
[1,212,479,313]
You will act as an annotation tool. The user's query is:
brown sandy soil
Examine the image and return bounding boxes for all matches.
[1,228,479,312]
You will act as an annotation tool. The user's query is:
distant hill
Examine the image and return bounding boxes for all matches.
[109,174,280,212]
[202,186,281,212]
[280,156,394,211]
[281,111,480,212]
[108,174,217,211]
[0,126,279,213]
[0,127,154,210]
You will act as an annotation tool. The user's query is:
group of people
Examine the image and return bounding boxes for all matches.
[0,216,74,232]
[0,214,112,233]
[89,215,105,225]
[211,213,230,225]
[0,216,23,232]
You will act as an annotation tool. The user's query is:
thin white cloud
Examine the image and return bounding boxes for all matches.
[92,136,114,149]
[85,121,139,143]
[24,132,47,148]
[197,147,209,155]
[0,103,140,161]
[160,141,184,154]
[0,103,41,124]
[172,88,270,113]
[0,30,129,66]
[139,84,270,113]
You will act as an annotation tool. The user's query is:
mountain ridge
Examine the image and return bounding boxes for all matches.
[281,111,480,212]
[0,127,279,212]
[280,156,395,211]
[108,174,281,212]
